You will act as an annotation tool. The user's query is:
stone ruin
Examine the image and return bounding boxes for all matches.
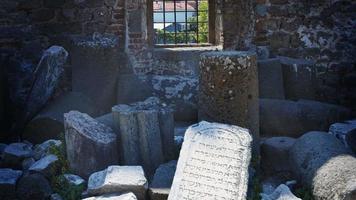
[0,0,356,200]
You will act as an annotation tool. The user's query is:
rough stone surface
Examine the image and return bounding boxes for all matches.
[258,58,285,99]
[260,184,301,200]
[168,121,252,200]
[3,142,33,169]
[260,99,351,137]
[33,139,62,160]
[83,193,138,200]
[22,157,36,170]
[87,166,148,200]
[63,174,85,186]
[0,168,23,199]
[24,92,99,143]
[64,111,119,178]
[50,193,63,200]
[29,154,59,178]
[117,74,198,122]
[329,120,356,149]
[95,113,115,132]
[290,131,356,199]
[198,51,259,154]
[261,137,296,175]
[149,160,177,200]
[16,173,53,200]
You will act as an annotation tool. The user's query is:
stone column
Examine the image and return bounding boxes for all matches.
[198,51,259,153]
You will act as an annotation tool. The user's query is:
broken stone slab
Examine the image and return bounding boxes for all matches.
[260,184,301,200]
[149,160,177,200]
[198,51,259,154]
[260,99,351,137]
[33,139,62,160]
[87,166,148,200]
[23,92,99,144]
[117,74,199,122]
[16,173,53,200]
[63,174,85,186]
[277,56,316,100]
[83,193,137,200]
[71,34,123,114]
[168,121,252,200]
[258,58,285,99]
[29,154,59,178]
[0,168,23,200]
[329,120,356,150]
[261,137,296,176]
[137,109,164,176]
[290,131,356,199]
[21,46,69,127]
[64,111,119,178]
[3,142,33,169]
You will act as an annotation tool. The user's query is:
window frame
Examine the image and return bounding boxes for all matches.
[147,0,216,48]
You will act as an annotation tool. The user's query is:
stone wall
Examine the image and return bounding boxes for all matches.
[255,0,356,108]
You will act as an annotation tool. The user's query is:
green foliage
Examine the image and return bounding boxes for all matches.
[49,133,85,200]
[295,187,314,200]
[249,174,262,200]
[52,175,84,200]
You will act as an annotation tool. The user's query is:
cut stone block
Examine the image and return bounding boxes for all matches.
[29,154,59,178]
[149,160,177,200]
[260,99,351,137]
[278,56,316,100]
[64,111,119,178]
[261,137,296,175]
[0,168,23,200]
[3,143,33,169]
[168,121,252,200]
[87,166,148,200]
[83,193,137,200]
[290,131,356,199]
[198,51,259,154]
[24,92,99,144]
[258,58,285,99]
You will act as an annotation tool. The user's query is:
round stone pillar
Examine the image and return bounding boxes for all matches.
[198,51,259,153]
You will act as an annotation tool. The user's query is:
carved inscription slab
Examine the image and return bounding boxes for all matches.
[168,121,252,200]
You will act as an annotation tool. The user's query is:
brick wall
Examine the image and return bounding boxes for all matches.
[255,0,356,108]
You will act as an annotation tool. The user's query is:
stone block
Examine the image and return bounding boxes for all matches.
[83,193,137,200]
[63,174,85,186]
[3,143,33,169]
[149,160,177,200]
[329,120,356,150]
[289,131,356,199]
[198,51,259,154]
[0,168,23,200]
[29,154,59,178]
[33,139,62,160]
[24,92,99,144]
[95,113,115,131]
[64,111,119,178]
[260,184,301,200]
[87,166,148,200]
[168,121,252,200]
[258,58,285,99]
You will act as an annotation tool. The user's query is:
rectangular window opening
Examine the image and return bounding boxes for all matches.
[153,0,209,46]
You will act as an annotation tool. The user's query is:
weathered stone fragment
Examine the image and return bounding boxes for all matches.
[198,51,259,154]
[258,58,285,99]
[0,168,23,199]
[64,111,119,178]
[29,154,59,178]
[261,137,296,175]
[137,110,164,176]
[63,174,85,186]
[3,142,33,169]
[260,184,301,200]
[83,193,137,200]
[33,139,62,160]
[260,99,351,137]
[24,92,99,143]
[290,131,356,199]
[278,56,316,100]
[149,160,177,200]
[112,105,141,165]
[168,121,252,200]
[71,34,122,114]
[16,173,53,200]
[50,193,63,200]
[95,113,115,131]
[329,120,356,150]
[87,166,148,200]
